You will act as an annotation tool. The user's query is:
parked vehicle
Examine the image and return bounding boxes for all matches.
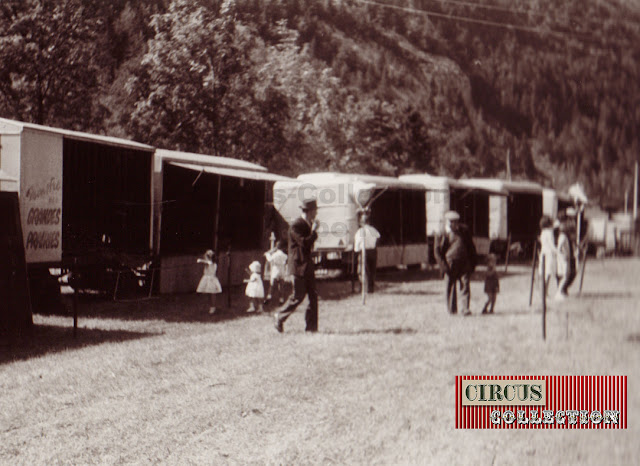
[274,172,428,272]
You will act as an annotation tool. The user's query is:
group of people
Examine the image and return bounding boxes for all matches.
[194,240,290,316]
[194,197,382,333]
[196,200,583,330]
[433,210,499,316]
[538,211,583,300]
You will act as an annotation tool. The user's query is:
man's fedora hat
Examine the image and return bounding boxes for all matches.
[300,198,318,211]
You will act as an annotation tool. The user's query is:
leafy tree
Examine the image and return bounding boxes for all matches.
[0,0,110,129]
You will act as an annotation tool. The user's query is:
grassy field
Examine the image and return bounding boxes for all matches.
[1,258,639,465]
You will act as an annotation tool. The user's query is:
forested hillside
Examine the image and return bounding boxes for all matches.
[1,0,639,207]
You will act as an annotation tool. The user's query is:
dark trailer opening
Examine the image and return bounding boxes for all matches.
[450,188,490,239]
[507,192,543,243]
[62,138,153,266]
[156,155,290,293]
[160,163,267,255]
[369,187,427,247]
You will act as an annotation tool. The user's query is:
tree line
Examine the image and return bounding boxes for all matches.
[1,0,639,208]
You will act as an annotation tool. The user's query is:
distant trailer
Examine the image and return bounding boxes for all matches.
[0,118,155,296]
[457,178,543,259]
[399,174,504,259]
[154,149,292,293]
[273,172,428,271]
[543,188,574,220]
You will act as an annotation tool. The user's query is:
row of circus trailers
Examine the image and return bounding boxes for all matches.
[274,174,575,272]
[0,117,576,307]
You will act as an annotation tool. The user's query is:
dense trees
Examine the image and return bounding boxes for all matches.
[1,0,639,206]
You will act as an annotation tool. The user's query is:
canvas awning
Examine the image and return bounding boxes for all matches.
[169,162,292,182]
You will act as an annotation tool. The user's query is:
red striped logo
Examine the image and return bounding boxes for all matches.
[455,376,627,429]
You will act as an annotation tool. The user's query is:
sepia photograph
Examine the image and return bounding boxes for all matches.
[1,0,638,464]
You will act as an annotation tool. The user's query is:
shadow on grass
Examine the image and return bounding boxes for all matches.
[322,327,418,336]
[577,291,634,299]
[0,323,158,365]
[34,285,282,324]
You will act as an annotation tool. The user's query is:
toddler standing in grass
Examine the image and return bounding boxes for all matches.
[197,249,222,314]
[245,261,265,313]
[481,254,499,314]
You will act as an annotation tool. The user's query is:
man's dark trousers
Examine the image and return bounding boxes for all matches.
[277,271,317,331]
[359,248,377,292]
[445,267,470,314]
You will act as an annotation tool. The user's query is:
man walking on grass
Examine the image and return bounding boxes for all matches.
[434,210,477,315]
[274,197,319,333]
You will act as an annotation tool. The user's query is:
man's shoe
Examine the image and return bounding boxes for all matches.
[463,310,472,316]
[274,315,283,333]
[305,328,317,333]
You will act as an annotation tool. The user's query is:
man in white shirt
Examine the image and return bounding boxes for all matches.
[354,211,381,293]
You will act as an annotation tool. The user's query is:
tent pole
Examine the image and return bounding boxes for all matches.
[214,175,222,252]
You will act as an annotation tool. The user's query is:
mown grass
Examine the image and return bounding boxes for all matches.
[1,259,639,465]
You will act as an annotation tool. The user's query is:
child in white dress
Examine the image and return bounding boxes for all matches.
[197,250,222,314]
[245,261,265,313]
[264,240,288,305]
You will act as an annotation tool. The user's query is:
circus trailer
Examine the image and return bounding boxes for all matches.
[458,179,544,259]
[154,150,292,294]
[0,118,155,298]
[273,172,428,272]
[0,174,32,334]
[400,174,505,260]
[543,188,574,220]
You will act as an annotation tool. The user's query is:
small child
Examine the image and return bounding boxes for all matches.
[264,240,288,305]
[482,254,499,314]
[245,261,265,313]
[197,250,222,314]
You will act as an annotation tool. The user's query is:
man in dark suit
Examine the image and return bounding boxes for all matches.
[274,198,319,333]
[434,210,477,315]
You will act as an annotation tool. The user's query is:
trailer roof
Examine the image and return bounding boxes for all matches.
[543,187,573,204]
[156,149,269,172]
[170,162,292,182]
[457,178,542,194]
[297,172,425,190]
[0,118,154,151]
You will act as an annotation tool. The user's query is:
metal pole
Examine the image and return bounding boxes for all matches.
[361,247,366,304]
[226,247,232,308]
[504,233,511,273]
[578,247,588,295]
[541,255,546,340]
[634,161,638,221]
[529,241,538,306]
[214,175,222,252]
[73,284,78,339]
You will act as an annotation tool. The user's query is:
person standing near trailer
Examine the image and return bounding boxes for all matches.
[538,215,559,294]
[434,211,477,315]
[556,219,576,300]
[354,210,381,293]
[274,198,319,333]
